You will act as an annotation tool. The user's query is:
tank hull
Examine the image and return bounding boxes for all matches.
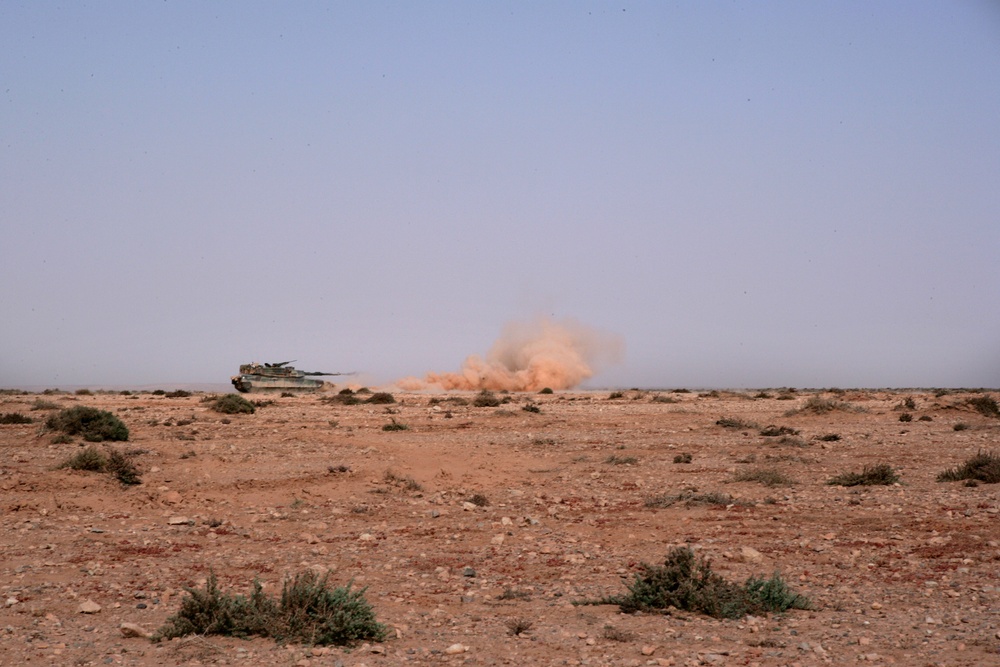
[231,374,326,393]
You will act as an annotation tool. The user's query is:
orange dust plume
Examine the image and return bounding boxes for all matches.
[398,317,623,392]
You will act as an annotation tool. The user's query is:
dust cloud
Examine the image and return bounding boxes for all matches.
[398,317,623,392]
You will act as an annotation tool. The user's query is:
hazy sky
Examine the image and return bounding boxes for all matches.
[3,2,999,389]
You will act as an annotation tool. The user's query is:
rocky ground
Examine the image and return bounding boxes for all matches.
[1,387,999,667]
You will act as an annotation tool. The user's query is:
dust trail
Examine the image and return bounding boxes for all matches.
[398,317,623,392]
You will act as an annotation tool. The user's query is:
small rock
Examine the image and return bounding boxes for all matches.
[641,644,657,655]
[162,491,182,504]
[463,567,476,577]
[119,623,152,639]
[167,516,191,525]
[78,600,102,614]
[444,643,468,654]
[740,546,764,564]
[870,602,882,610]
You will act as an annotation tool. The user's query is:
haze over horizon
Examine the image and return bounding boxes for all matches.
[3,2,999,390]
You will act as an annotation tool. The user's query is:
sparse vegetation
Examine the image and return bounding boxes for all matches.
[382,418,409,431]
[673,452,693,464]
[383,470,422,491]
[605,454,638,465]
[30,399,60,411]
[716,417,758,430]
[153,571,386,646]
[645,491,739,508]
[953,423,969,431]
[651,394,679,403]
[937,450,1000,484]
[827,463,899,487]
[608,391,624,399]
[898,412,912,422]
[784,395,861,416]
[472,390,501,407]
[601,625,634,642]
[732,467,794,487]
[0,412,33,424]
[46,406,129,442]
[165,390,192,398]
[210,394,256,415]
[589,547,808,619]
[506,618,533,636]
[538,387,554,394]
[967,395,1000,418]
[817,433,841,442]
[521,403,541,413]
[467,493,490,507]
[497,587,531,601]
[57,445,141,485]
[366,392,396,404]
[759,425,799,437]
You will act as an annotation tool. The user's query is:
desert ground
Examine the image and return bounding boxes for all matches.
[1,387,998,667]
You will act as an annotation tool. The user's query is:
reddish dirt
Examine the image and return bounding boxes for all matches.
[1,388,999,666]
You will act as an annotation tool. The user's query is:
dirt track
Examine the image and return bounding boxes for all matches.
[1,388,998,666]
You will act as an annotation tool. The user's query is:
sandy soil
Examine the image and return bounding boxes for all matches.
[1,388,998,666]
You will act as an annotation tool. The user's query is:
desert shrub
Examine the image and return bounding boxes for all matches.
[716,417,758,430]
[759,425,799,437]
[753,391,772,399]
[645,491,737,509]
[733,467,794,487]
[817,433,841,441]
[366,392,396,404]
[468,493,489,507]
[651,394,678,403]
[383,470,422,491]
[785,395,861,416]
[281,392,295,398]
[602,625,634,642]
[154,571,385,646]
[827,463,899,487]
[497,587,531,601]
[472,390,501,407]
[31,399,60,411]
[608,391,625,399]
[59,445,108,472]
[521,403,541,414]
[211,394,256,415]
[953,423,969,431]
[251,399,275,408]
[937,450,1000,484]
[898,413,912,422]
[594,547,808,619]
[51,433,73,444]
[967,395,1000,418]
[605,454,638,465]
[506,618,533,636]
[0,412,33,424]
[46,406,129,442]
[75,388,93,396]
[382,419,409,432]
[106,448,142,485]
[326,393,361,405]
[918,415,932,422]
[166,390,192,398]
[151,389,166,395]
[673,452,693,464]
[775,435,808,448]
[538,387,554,394]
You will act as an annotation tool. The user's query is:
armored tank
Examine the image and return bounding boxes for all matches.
[231,361,347,393]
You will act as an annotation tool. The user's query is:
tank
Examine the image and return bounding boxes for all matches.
[231,361,348,393]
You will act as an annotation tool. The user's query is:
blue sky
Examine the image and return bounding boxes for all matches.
[2,1,999,389]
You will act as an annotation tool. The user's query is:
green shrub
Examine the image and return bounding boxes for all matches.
[46,406,129,442]
[472,390,501,407]
[827,463,899,486]
[594,547,808,619]
[154,572,385,646]
[0,412,33,425]
[211,394,256,415]
[366,392,396,404]
[31,399,60,411]
[937,450,1000,484]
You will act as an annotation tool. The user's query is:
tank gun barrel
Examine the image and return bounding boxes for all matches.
[302,371,357,377]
